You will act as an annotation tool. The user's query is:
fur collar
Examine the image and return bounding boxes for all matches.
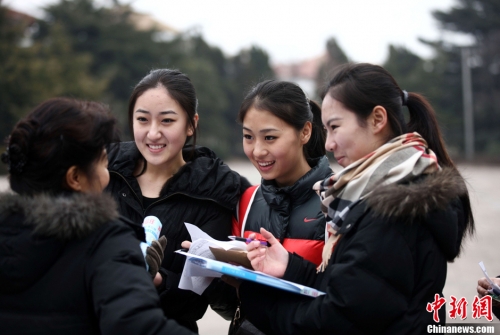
[366,167,467,218]
[0,192,119,240]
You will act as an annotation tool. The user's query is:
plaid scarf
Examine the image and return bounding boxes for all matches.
[313,132,440,272]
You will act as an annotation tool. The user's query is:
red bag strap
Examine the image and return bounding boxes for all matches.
[231,185,259,237]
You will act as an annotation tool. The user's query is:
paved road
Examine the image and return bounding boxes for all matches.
[2,162,499,333]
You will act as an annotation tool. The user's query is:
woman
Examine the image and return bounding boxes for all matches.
[105,69,248,332]
[240,63,475,334]
[234,79,332,268]
[229,80,333,333]
[0,98,194,335]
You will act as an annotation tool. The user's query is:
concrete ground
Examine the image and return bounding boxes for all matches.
[2,162,499,334]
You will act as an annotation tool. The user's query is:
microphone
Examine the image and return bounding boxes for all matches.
[139,216,163,271]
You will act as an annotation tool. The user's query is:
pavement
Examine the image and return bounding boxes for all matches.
[1,162,499,334]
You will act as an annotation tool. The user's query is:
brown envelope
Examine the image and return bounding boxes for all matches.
[209,247,252,269]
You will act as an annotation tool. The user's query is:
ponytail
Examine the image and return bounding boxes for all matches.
[304,99,326,160]
[405,92,475,238]
[405,93,453,168]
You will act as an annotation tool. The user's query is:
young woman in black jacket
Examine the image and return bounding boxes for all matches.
[0,98,194,335]
[105,69,248,332]
[240,63,475,334]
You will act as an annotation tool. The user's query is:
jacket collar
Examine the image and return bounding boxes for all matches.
[107,142,241,210]
[260,156,333,208]
[339,167,468,261]
[0,191,119,240]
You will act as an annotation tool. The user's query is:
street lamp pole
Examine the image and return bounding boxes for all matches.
[461,47,475,161]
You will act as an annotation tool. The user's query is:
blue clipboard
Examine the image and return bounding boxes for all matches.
[176,250,325,298]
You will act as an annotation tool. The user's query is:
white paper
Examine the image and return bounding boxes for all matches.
[178,223,247,295]
[478,261,500,294]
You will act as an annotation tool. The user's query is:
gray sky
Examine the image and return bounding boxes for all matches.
[10,0,472,65]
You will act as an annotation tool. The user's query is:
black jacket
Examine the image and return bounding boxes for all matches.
[239,168,469,335]
[105,142,248,332]
[0,192,194,335]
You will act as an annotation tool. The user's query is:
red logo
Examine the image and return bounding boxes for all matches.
[303,217,317,222]
[472,295,493,321]
[425,295,494,322]
[427,294,446,322]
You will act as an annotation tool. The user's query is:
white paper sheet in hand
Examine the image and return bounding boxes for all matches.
[178,223,247,295]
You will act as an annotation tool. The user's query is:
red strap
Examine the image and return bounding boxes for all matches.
[231,185,259,237]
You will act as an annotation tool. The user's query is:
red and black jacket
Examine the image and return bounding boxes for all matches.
[232,156,333,266]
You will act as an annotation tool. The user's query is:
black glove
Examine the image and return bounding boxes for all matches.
[145,235,167,277]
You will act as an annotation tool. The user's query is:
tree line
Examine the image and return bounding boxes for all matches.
[1,0,499,176]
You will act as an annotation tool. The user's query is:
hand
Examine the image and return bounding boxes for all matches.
[181,240,191,249]
[145,235,167,277]
[477,277,500,306]
[246,228,288,278]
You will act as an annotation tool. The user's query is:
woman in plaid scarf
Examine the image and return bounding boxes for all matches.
[236,63,475,334]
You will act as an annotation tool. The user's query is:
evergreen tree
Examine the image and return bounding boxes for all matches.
[432,0,500,156]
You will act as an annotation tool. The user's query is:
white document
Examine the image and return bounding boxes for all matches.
[178,223,247,295]
[177,250,326,298]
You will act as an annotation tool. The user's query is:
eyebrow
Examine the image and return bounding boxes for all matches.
[135,109,177,115]
[326,117,342,126]
[242,126,280,134]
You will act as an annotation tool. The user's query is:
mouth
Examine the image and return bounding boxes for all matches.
[256,160,275,171]
[335,156,345,164]
[147,144,166,150]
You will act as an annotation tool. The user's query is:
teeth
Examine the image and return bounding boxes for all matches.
[149,144,165,150]
[258,161,274,167]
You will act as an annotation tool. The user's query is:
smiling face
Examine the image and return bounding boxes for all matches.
[133,85,195,170]
[242,107,311,187]
[322,94,384,168]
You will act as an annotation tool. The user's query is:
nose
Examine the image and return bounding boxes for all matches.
[253,140,268,158]
[147,122,161,141]
[325,134,336,153]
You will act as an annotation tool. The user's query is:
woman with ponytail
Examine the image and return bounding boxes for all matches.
[237,63,474,334]
[227,80,333,334]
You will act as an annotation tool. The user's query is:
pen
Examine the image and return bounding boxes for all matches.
[228,235,271,247]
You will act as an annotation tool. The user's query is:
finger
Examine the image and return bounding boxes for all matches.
[259,227,279,246]
[158,235,167,250]
[150,240,164,258]
[153,273,162,287]
[246,240,260,252]
[146,246,162,265]
[181,240,192,249]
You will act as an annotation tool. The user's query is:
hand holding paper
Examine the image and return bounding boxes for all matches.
[478,261,500,303]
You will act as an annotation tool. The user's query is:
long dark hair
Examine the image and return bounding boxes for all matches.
[238,79,326,161]
[128,69,198,175]
[323,62,474,239]
[1,98,117,195]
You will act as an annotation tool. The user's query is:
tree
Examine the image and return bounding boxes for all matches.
[432,0,500,156]
[384,44,464,155]
[315,37,349,98]
[0,5,104,143]
[225,46,275,156]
